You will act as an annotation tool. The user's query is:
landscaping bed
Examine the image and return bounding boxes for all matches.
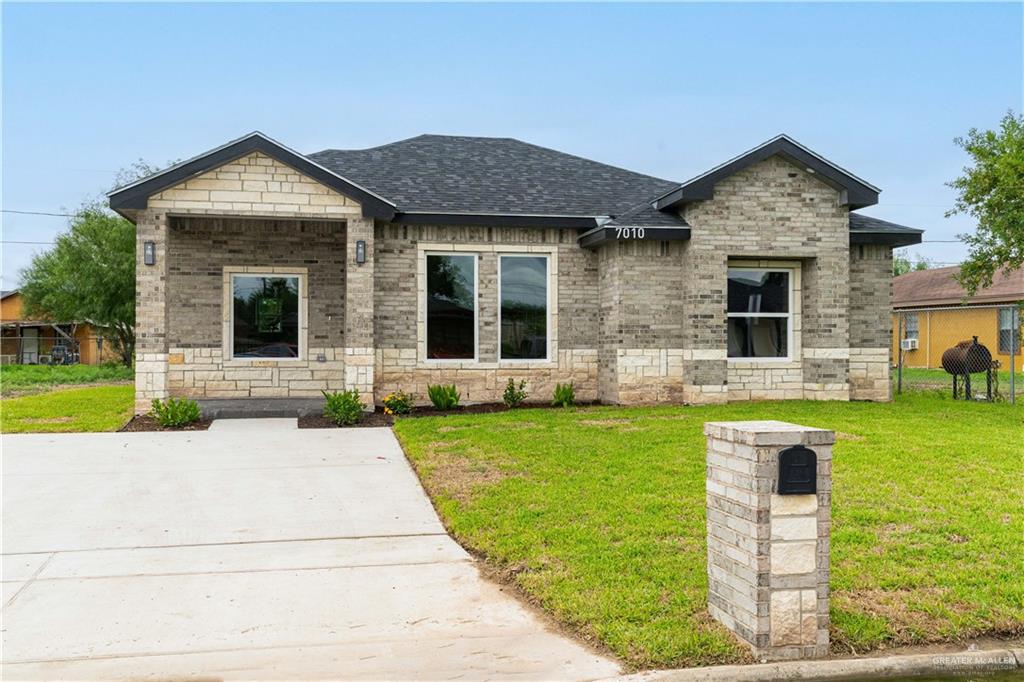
[119,414,213,432]
[298,401,600,428]
[394,393,1024,670]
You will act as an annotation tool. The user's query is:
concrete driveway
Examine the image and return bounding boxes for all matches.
[2,419,618,681]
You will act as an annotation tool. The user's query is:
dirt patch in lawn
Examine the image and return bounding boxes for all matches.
[120,415,212,432]
[3,380,132,399]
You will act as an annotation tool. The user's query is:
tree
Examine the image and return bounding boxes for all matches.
[948,111,1024,295]
[892,253,931,277]
[19,207,136,365]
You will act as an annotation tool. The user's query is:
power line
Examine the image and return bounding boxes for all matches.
[1,209,75,218]
[2,240,56,245]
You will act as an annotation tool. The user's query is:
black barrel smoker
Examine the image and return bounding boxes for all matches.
[941,336,994,400]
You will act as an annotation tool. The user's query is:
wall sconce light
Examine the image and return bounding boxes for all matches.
[355,240,366,264]
[144,241,156,266]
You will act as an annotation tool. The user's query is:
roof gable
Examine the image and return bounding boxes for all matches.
[654,135,880,211]
[108,132,396,220]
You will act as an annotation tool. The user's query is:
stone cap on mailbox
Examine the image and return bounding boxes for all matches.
[703,420,836,447]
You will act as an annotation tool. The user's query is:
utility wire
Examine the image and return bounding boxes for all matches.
[1,209,76,217]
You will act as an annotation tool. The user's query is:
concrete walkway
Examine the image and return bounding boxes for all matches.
[2,420,617,681]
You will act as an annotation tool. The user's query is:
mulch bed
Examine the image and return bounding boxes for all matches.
[299,410,395,429]
[298,401,598,428]
[119,415,214,432]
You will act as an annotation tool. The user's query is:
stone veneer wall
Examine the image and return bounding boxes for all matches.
[848,243,893,401]
[132,151,363,412]
[681,156,853,403]
[163,217,350,400]
[705,421,834,660]
[597,240,686,403]
[373,224,599,404]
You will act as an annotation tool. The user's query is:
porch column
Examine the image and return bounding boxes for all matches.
[134,209,170,413]
[344,217,375,406]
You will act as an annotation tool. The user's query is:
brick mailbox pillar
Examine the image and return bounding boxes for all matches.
[703,420,835,660]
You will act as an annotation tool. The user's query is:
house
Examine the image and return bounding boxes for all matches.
[108,132,923,414]
[892,266,1023,369]
[0,290,115,365]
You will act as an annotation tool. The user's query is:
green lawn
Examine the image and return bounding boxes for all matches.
[1,363,133,395]
[394,393,1024,669]
[0,384,134,433]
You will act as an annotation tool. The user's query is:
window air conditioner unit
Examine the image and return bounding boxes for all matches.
[900,338,919,351]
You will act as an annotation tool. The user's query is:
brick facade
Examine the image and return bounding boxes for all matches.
[130,151,894,412]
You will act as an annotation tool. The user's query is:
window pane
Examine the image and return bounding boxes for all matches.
[427,254,476,359]
[999,308,1021,353]
[233,276,299,358]
[501,256,548,359]
[727,270,789,313]
[904,313,919,339]
[727,317,788,358]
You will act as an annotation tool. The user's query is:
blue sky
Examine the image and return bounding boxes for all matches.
[2,2,1021,289]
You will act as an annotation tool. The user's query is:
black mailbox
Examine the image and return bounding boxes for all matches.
[778,445,817,495]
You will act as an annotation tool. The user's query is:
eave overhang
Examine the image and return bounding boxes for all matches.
[654,135,881,212]
[107,132,397,221]
[393,212,601,229]
[578,225,692,249]
[850,230,923,247]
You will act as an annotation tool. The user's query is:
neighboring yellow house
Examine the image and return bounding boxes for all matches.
[892,266,1023,369]
[0,290,118,365]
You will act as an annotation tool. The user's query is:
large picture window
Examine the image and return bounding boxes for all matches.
[500,255,548,360]
[232,275,301,359]
[426,254,477,360]
[727,268,791,360]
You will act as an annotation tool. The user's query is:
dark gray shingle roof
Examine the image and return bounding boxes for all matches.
[309,135,679,218]
[849,213,923,235]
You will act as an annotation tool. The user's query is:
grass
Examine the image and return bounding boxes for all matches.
[0,384,134,433]
[1,363,133,396]
[394,393,1024,669]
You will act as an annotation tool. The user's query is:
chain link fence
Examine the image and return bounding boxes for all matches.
[893,305,1022,404]
[0,334,113,366]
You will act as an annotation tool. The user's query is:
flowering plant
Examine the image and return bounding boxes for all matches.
[382,390,413,415]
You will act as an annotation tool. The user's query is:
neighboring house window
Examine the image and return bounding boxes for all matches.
[499,254,549,360]
[999,307,1021,354]
[426,253,477,360]
[727,268,791,360]
[231,274,301,359]
[903,313,919,340]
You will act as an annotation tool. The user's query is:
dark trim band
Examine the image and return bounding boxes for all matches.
[392,212,599,229]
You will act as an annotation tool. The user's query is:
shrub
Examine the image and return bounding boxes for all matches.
[503,378,528,408]
[382,390,413,415]
[322,389,365,425]
[427,383,461,410]
[150,397,201,428]
[552,382,576,408]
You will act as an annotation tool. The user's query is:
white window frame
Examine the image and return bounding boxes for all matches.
[423,251,479,364]
[498,253,552,362]
[227,271,306,362]
[726,266,794,363]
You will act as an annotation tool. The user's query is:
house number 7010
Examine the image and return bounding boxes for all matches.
[615,227,646,239]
